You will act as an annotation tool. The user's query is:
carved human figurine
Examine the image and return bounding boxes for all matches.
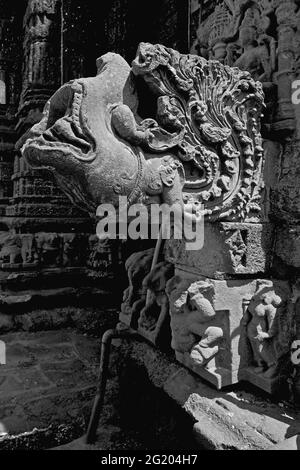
[138,261,174,342]
[232,6,276,124]
[186,285,223,366]
[0,232,22,266]
[168,279,224,368]
[35,233,62,266]
[121,249,155,326]
[243,280,282,379]
[233,9,275,84]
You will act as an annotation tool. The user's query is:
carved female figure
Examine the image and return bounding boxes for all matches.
[244,280,282,378]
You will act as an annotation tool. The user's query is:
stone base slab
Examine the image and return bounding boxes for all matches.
[239,367,290,395]
[118,338,300,450]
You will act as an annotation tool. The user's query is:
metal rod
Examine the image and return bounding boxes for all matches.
[145,224,164,305]
[85,327,139,445]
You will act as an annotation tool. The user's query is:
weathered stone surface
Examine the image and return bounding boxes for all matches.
[166,271,292,390]
[165,222,275,278]
[270,435,300,450]
[20,33,298,401]
[22,42,264,223]
[191,0,299,134]
[271,141,300,224]
[118,338,300,450]
[0,330,98,436]
[275,224,300,269]
[0,306,118,335]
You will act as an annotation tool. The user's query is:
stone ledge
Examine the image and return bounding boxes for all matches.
[118,338,300,450]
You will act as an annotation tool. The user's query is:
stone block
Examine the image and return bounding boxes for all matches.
[167,269,292,392]
[239,366,290,395]
[164,222,275,279]
[275,224,300,268]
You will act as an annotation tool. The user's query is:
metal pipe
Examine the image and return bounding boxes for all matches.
[86,229,165,444]
[145,224,164,305]
[85,326,139,444]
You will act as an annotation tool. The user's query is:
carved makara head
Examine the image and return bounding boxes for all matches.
[22,42,265,225]
[22,52,143,215]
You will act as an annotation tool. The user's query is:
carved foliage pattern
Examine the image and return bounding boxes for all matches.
[133,43,265,221]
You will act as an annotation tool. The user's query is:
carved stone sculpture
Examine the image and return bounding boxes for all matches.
[167,277,224,370]
[193,0,299,132]
[22,42,264,223]
[243,281,285,377]
[120,249,155,328]
[22,43,285,394]
[240,280,293,393]
[138,260,174,347]
[0,232,23,267]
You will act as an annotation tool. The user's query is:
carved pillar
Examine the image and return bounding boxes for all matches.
[0,1,24,222]
[8,0,93,231]
[7,0,77,229]
[0,0,114,306]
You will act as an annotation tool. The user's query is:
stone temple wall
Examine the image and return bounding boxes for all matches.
[187,0,300,397]
[0,0,129,319]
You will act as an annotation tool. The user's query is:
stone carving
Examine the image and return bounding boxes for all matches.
[138,261,174,346]
[243,280,283,378]
[167,277,224,368]
[35,233,62,267]
[0,233,23,266]
[232,8,275,83]
[86,236,119,275]
[120,248,174,346]
[121,249,155,328]
[0,231,106,271]
[22,42,264,223]
[192,0,300,132]
[21,43,271,393]
[189,0,300,400]
[240,279,293,393]
[232,6,276,122]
